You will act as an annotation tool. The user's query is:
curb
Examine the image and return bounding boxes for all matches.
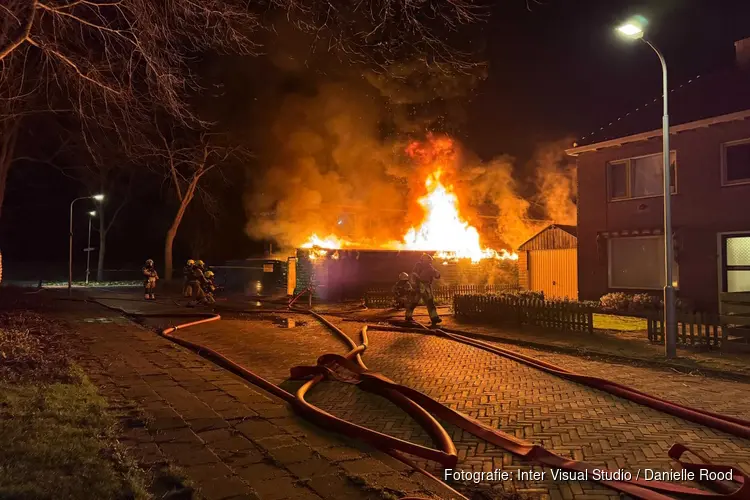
[441,328,750,384]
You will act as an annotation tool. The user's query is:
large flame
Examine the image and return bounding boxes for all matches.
[402,169,517,262]
[300,136,518,263]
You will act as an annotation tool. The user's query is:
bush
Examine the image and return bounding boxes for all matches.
[599,292,631,312]
[598,292,693,314]
[496,290,544,301]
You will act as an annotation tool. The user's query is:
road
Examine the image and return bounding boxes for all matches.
[168,311,750,499]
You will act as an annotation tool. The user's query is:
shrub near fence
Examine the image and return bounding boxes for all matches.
[364,284,520,309]
[453,294,594,333]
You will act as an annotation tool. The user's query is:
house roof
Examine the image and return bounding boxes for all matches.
[567,67,750,155]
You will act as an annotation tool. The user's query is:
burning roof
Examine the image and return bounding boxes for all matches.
[300,136,519,263]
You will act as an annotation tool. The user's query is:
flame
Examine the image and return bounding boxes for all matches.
[402,169,518,263]
[299,137,519,263]
[300,234,350,260]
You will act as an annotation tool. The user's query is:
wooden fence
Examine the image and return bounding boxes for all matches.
[646,312,722,348]
[364,284,520,309]
[453,294,593,333]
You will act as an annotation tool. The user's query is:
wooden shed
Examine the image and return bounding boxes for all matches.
[518,224,578,300]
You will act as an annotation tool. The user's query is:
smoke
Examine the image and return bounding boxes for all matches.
[243,59,576,253]
[244,81,409,250]
[532,138,578,226]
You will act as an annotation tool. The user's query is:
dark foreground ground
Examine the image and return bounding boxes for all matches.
[3,286,750,500]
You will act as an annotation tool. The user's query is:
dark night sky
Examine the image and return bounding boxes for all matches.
[3,0,749,280]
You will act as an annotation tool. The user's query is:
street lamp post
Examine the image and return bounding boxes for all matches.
[85,211,97,285]
[617,18,677,358]
[69,194,104,295]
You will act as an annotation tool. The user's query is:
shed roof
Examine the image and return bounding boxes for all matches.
[518,224,578,251]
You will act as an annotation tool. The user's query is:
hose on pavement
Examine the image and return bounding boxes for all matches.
[88,295,750,500]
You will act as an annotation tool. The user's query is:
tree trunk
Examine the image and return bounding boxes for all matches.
[0,120,20,221]
[164,184,196,280]
[164,223,177,281]
[97,211,106,282]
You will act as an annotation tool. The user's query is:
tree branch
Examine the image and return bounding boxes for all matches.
[0,1,36,62]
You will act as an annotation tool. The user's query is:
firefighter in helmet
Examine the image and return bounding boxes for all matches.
[203,270,217,304]
[405,253,442,325]
[186,261,207,306]
[142,259,158,300]
[392,271,415,309]
[183,259,195,297]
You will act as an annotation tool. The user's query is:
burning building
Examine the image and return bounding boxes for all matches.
[289,136,521,300]
[243,130,578,300]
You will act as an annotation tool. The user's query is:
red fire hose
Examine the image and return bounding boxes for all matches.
[90,297,750,500]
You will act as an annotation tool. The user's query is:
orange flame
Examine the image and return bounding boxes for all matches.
[300,137,518,263]
[402,169,517,263]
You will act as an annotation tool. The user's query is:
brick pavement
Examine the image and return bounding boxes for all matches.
[56,299,456,500]
[174,314,750,500]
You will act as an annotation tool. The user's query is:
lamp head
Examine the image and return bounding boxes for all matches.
[88,211,97,217]
[92,194,105,201]
[616,16,647,40]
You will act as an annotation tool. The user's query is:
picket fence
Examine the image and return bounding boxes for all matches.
[364,284,519,309]
[646,311,722,347]
[453,294,593,333]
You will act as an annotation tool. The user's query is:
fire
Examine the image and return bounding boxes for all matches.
[299,136,519,263]
[402,169,517,263]
[300,234,349,260]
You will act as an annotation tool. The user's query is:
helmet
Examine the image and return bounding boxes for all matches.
[145,259,154,266]
[398,272,409,281]
[205,271,214,278]
[421,253,433,262]
[196,260,205,268]
[187,259,195,266]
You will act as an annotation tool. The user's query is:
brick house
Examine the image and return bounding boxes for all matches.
[566,38,750,312]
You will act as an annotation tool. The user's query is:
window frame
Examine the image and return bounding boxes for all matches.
[607,235,679,290]
[606,151,678,202]
[721,138,750,187]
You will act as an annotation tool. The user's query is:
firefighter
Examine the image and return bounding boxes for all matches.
[203,270,217,304]
[406,253,442,325]
[187,263,208,306]
[142,259,158,300]
[392,272,415,309]
[183,259,195,297]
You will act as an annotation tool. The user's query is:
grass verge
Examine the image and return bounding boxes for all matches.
[0,371,150,499]
[0,306,152,500]
[593,313,648,332]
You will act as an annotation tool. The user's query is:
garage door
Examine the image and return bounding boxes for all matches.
[529,248,578,300]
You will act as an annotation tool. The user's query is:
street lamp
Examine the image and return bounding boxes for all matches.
[85,211,97,285]
[616,16,677,359]
[69,194,105,295]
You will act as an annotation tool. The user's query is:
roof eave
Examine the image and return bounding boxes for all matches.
[565,108,750,156]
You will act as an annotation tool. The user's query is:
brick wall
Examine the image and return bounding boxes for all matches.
[576,118,750,311]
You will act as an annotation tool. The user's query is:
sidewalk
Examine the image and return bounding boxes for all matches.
[329,306,750,381]
[55,298,457,500]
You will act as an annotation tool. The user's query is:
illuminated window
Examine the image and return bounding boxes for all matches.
[722,139,750,185]
[608,235,679,290]
[607,152,676,201]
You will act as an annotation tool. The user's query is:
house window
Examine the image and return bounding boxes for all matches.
[608,235,679,290]
[607,152,677,201]
[724,235,750,292]
[722,140,750,185]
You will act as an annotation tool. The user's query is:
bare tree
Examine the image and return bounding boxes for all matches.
[152,129,246,280]
[0,0,260,218]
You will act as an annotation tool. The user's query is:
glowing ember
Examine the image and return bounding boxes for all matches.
[402,169,517,263]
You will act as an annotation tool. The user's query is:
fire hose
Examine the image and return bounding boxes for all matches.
[88,294,750,500]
